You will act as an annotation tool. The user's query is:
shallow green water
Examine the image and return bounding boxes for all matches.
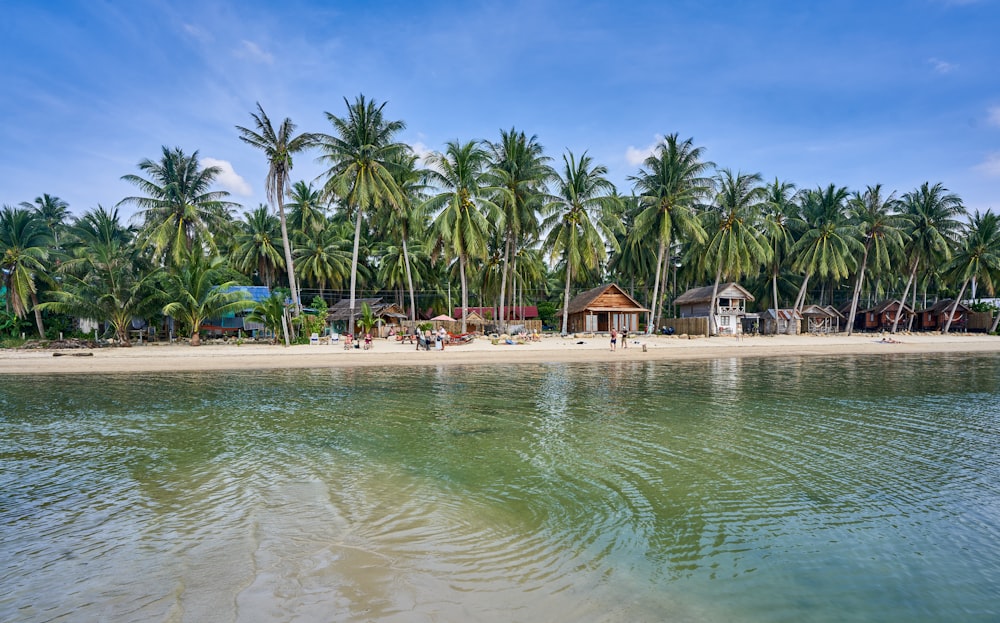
[2,354,999,622]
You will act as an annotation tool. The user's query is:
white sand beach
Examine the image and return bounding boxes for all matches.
[2,332,998,374]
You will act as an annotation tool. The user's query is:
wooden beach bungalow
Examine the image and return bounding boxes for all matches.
[762,308,803,335]
[562,283,649,334]
[800,304,844,334]
[329,298,407,336]
[917,299,969,331]
[674,282,755,335]
[854,299,914,332]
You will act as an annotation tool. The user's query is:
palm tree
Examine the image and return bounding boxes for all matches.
[542,151,620,334]
[120,146,237,267]
[761,179,802,312]
[844,185,907,335]
[236,103,316,315]
[21,194,70,248]
[230,205,284,288]
[942,211,1000,333]
[372,151,430,322]
[316,94,406,333]
[41,210,161,345]
[891,182,965,333]
[161,251,251,346]
[425,140,496,333]
[294,222,352,298]
[789,184,860,312]
[486,128,553,330]
[285,180,327,238]
[0,206,52,337]
[698,170,770,335]
[246,290,289,344]
[629,134,712,332]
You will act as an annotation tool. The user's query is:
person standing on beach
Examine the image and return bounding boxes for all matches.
[621,326,628,349]
[610,328,617,351]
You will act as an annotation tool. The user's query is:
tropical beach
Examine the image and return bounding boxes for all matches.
[4,2,1000,622]
[2,332,999,374]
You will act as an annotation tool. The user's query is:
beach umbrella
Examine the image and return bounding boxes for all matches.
[430,314,456,322]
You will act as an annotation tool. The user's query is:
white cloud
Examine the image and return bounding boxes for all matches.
[928,57,957,74]
[410,141,433,163]
[202,158,253,196]
[625,136,664,166]
[236,40,274,65]
[974,153,1000,177]
[988,106,1000,128]
[182,23,212,43]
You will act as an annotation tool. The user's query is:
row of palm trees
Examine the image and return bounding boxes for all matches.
[3,94,1000,344]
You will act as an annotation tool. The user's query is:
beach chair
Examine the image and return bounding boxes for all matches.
[343,334,354,350]
[310,332,320,345]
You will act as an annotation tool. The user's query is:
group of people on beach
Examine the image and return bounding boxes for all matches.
[610,328,629,351]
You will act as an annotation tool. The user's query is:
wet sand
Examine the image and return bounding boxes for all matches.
[2,332,998,374]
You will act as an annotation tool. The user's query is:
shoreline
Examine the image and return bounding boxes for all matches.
[1,332,998,375]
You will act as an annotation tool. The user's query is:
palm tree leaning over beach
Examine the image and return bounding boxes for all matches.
[316,95,406,334]
[237,103,316,316]
[844,185,907,336]
[942,211,1000,334]
[0,206,51,337]
[630,134,712,333]
[120,146,236,268]
[891,182,965,333]
[543,151,620,335]
[425,140,497,334]
[698,170,770,335]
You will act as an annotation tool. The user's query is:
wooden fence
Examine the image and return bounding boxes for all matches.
[659,317,709,337]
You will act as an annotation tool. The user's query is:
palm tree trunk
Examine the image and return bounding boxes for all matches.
[30,292,45,338]
[990,310,1000,334]
[707,268,722,336]
[942,279,969,334]
[348,207,363,336]
[460,255,469,334]
[497,237,511,333]
[276,197,300,317]
[891,263,917,333]
[772,270,779,313]
[792,273,811,313]
[647,240,665,334]
[402,236,416,323]
[846,246,870,336]
[561,264,572,335]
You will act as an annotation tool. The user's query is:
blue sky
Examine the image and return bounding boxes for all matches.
[1,0,998,219]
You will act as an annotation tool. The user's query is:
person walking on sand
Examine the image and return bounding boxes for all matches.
[610,328,617,352]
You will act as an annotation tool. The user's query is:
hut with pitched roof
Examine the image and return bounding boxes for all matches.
[674,282,755,335]
[561,283,649,334]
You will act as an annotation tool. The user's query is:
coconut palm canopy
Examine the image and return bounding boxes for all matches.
[2,94,993,344]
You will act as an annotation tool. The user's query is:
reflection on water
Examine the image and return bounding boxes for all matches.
[2,354,1000,622]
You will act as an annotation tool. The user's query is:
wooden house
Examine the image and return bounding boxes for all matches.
[562,283,649,334]
[674,282,755,335]
[917,299,969,331]
[762,308,803,335]
[800,304,844,334]
[329,298,407,336]
[853,299,913,332]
